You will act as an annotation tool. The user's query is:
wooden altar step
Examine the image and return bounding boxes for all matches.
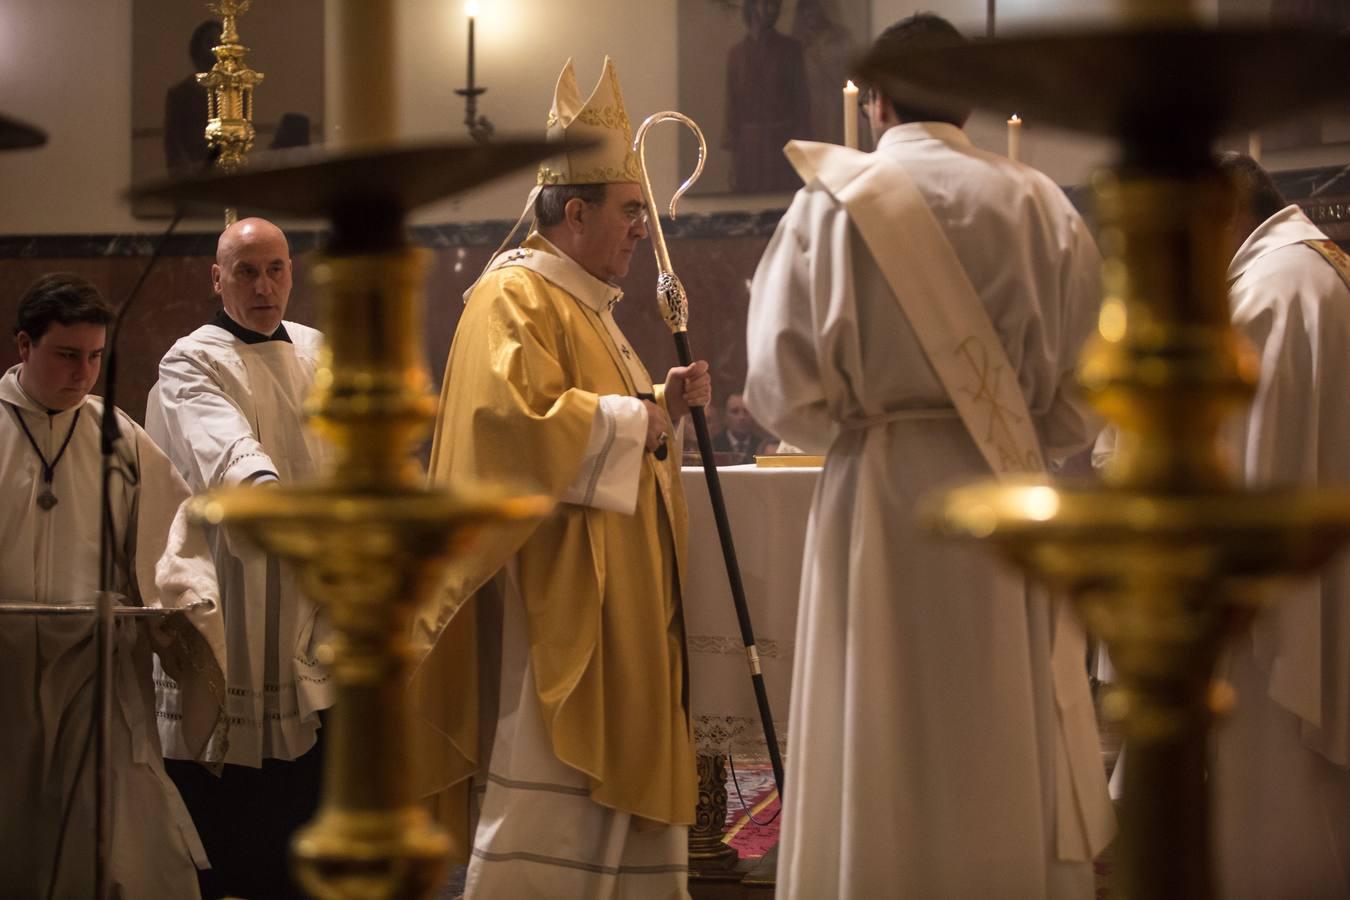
[689,845,778,900]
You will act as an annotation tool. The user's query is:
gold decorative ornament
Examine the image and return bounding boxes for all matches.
[199,0,263,224]
[199,0,263,174]
[754,455,824,467]
[688,753,740,870]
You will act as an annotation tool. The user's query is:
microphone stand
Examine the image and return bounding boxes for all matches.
[631,112,785,800]
[91,206,183,898]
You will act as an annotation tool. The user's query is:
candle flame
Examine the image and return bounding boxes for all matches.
[466,0,478,18]
[1008,114,1022,124]
[846,80,857,91]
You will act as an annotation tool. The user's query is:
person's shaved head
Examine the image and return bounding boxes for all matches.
[213,217,293,335]
[216,217,290,265]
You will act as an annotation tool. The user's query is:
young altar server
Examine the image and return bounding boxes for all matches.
[0,272,224,898]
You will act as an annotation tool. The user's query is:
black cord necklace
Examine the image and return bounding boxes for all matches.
[5,402,81,511]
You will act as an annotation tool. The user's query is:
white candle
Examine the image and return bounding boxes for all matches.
[843,80,859,150]
[1007,114,1022,162]
[466,1,478,90]
[1248,130,1262,164]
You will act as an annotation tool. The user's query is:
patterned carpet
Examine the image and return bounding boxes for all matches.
[715,760,1120,897]
[720,760,780,859]
[445,741,1121,895]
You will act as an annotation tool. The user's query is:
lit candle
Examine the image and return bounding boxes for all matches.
[1248,130,1262,164]
[1007,114,1022,162]
[843,80,859,149]
[466,1,478,91]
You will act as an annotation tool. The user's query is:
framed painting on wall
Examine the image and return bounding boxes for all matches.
[130,0,325,217]
[678,0,871,195]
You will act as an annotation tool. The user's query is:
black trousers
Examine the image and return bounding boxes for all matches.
[166,725,326,900]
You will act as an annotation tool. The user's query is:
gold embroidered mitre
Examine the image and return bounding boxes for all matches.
[537,56,642,185]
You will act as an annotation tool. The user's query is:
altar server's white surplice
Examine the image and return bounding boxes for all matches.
[146,321,334,766]
[745,122,1114,899]
[1214,205,1350,899]
[0,365,224,898]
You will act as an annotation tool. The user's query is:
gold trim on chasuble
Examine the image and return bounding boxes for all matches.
[1305,238,1350,292]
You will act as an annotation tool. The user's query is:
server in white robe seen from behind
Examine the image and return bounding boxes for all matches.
[1210,153,1350,899]
[147,217,333,899]
[0,273,225,898]
[743,14,1115,898]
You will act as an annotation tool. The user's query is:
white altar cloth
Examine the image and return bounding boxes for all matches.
[680,465,819,758]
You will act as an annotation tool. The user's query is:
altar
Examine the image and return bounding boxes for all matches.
[680,464,820,759]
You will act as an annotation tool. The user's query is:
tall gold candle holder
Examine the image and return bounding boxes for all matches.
[861,20,1350,899]
[134,137,563,897]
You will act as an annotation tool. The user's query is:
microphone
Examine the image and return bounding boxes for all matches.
[83,144,220,900]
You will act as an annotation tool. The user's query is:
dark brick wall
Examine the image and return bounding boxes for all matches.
[0,230,772,425]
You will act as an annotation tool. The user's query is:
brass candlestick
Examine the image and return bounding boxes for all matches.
[860,18,1350,900]
[134,135,564,897]
[455,7,493,144]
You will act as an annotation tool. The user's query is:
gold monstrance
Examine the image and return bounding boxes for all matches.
[133,2,565,895]
[860,4,1350,897]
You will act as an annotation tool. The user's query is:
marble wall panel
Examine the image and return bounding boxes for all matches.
[0,233,770,426]
[2,163,1344,427]
[0,255,322,425]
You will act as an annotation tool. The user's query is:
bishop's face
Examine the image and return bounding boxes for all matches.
[213,223,293,336]
[571,182,651,284]
[17,322,106,411]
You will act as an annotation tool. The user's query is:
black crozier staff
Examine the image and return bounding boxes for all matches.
[631,111,785,798]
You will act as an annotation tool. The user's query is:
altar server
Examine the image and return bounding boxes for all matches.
[1,272,223,898]
[147,217,333,899]
[412,57,711,899]
[744,14,1115,898]
[1211,152,1350,899]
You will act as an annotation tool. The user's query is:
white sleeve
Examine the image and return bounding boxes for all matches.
[558,394,648,514]
[744,190,842,454]
[1040,221,1106,463]
[147,349,279,489]
[1090,426,1118,471]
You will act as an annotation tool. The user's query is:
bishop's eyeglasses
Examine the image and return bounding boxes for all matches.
[622,204,651,228]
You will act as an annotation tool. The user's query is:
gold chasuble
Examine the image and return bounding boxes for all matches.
[413,234,696,859]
